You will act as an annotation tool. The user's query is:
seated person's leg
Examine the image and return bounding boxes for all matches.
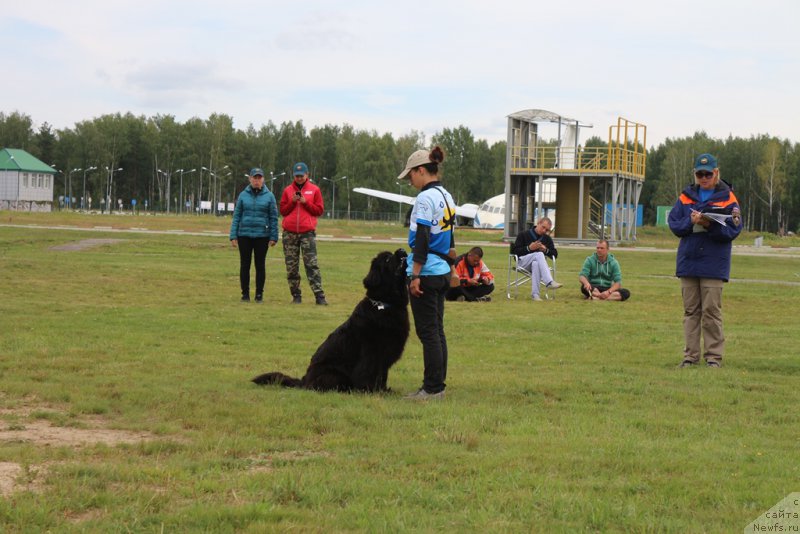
[533,252,554,286]
[517,253,535,273]
[445,286,466,301]
[460,286,482,301]
[530,260,542,298]
[590,285,630,301]
[473,284,494,299]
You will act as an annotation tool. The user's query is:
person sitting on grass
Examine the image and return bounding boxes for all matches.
[578,239,630,301]
[446,246,495,302]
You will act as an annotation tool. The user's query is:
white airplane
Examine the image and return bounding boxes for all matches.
[352,187,506,228]
[353,182,557,229]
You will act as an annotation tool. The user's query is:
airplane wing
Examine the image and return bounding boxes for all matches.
[353,187,416,206]
[353,187,479,220]
[456,203,478,219]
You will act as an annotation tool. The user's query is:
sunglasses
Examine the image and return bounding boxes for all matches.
[695,171,714,179]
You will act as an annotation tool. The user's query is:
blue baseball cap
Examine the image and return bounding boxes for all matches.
[249,167,265,177]
[293,162,308,176]
[694,153,717,172]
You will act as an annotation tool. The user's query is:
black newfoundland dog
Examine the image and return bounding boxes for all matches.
[252,248,410,392]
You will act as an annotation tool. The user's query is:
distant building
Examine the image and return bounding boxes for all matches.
[0,148,56,211]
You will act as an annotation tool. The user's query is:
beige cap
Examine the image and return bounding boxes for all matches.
[396,149,431,180]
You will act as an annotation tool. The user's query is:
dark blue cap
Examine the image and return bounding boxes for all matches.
[249,167,265,177]
[293,162,308,176]
[694,153,717,172]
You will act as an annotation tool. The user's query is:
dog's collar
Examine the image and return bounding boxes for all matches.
[368,298,391,310]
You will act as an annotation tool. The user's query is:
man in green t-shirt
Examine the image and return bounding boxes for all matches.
[578,239,630,301]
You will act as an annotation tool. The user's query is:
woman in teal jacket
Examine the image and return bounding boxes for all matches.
[230,168,279,302]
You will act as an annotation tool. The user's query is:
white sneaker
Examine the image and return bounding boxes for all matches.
[531,295,542,301]
[404,388,445,401]
[546,281,563,289]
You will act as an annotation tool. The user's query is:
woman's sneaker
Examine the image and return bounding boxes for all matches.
[404,388,445,401]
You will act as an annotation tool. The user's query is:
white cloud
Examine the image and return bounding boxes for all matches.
[2,0,799,147]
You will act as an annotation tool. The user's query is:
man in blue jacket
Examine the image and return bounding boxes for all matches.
[230,168,279,302]
[668,153,742,368]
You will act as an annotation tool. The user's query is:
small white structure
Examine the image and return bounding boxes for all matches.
[0,148,56,211]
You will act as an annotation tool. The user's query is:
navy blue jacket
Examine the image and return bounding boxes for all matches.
[511,227,558,259]
[668,182,742,281]
[229,185,279,241]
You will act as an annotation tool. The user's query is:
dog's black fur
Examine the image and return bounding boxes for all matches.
[252,248,409,392]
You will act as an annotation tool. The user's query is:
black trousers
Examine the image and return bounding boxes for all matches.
[238,236,269,297]
[445,284,494,301]
[409,274,449,394]
[580,284,631,301]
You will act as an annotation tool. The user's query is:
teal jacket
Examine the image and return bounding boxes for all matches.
[579,253,622,288]
[229,186,279,241]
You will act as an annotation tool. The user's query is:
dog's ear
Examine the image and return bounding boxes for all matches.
[363,253,387,290]
[393,249,408,275]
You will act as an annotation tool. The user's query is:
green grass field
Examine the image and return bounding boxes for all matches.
[1,213,799,532]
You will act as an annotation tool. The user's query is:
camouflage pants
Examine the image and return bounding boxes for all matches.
[282,231,324,297]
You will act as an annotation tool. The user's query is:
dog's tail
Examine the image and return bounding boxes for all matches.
[251,372,303,388]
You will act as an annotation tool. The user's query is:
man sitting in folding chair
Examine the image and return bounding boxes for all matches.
[510,217,563,301]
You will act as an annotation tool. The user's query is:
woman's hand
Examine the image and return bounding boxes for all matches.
[231,239,238,248]
[409,278,423,298]
[690,210,710,227]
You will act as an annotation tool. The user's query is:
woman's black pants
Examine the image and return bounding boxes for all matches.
[238,236,268,297]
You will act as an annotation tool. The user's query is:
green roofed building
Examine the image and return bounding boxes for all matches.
[0,148,56,211]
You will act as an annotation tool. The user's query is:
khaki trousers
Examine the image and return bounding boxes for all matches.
[680,277,725,364]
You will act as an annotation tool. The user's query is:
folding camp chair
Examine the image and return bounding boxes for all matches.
[506,250,557,300]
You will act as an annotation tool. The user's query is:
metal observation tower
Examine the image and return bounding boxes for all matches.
[503,109,647,243]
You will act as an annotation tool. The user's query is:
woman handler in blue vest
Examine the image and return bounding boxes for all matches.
[398,146,455,401]
[230,168,279,302]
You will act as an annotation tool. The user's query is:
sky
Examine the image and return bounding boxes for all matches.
[2,0,799,149]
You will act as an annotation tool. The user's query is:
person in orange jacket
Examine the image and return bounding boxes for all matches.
[445,246,495,302]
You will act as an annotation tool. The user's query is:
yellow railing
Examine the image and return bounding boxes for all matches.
[608,117,647,177]
[588,195,605,237]
[509,117,647,179]
[509,145,645,179]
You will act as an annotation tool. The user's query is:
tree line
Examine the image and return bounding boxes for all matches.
[643,131,799,234]
[1,110,797,233]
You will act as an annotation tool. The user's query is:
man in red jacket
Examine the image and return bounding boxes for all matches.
[280,162,328,305]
